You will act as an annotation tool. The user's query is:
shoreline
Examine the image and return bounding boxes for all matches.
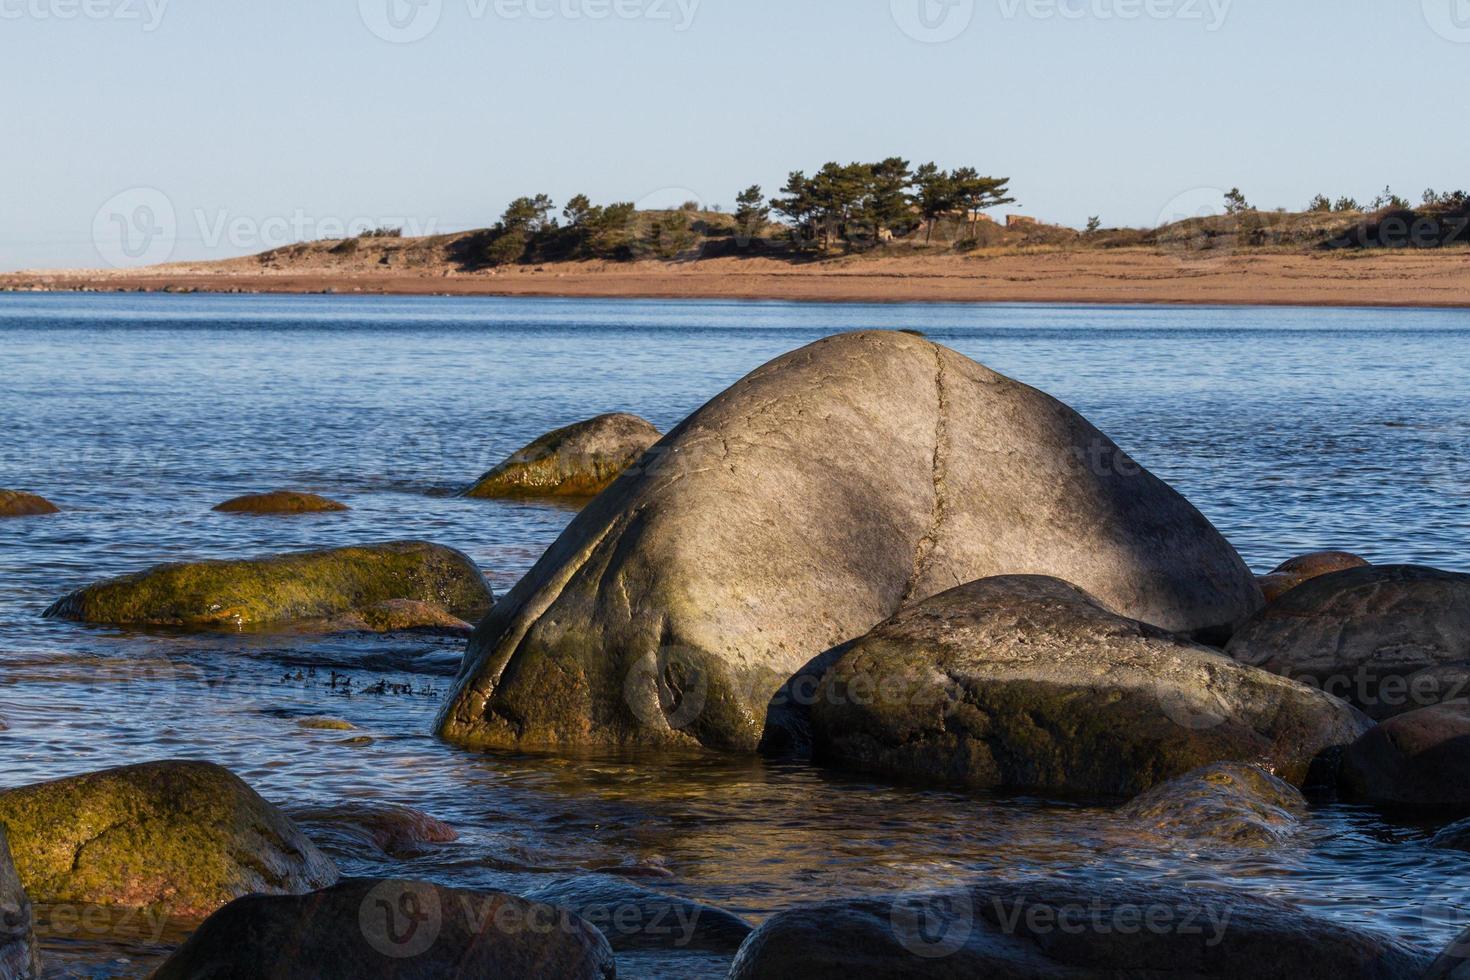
[6,247,1470,309]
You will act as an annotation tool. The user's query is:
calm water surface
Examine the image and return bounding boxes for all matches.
[1,294,1467,976]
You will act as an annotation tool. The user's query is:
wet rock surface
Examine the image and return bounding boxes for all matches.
[0,491,58,518]
[212,490,350,514]
[1341,701,1470,811]
[523,875,752,953]
[1258,551,1371,603]
[1119,763,1307,847]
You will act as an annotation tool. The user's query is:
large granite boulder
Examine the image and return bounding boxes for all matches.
[1227,566,1470,719]
[465,413,662,498]
[0,491,57,518]
[1119,763,1307,847]
[440,331,1262,753]
[1340,701,1470,810]
[795,576,1365,797]
[0,829,38,980]
[44,541,492,632]
[213,490,350,514]
[150,879,616,980]
[0,761,338,917]
[523,876,752,953]
[1258,551,1370,604]
[727,878,1430,979]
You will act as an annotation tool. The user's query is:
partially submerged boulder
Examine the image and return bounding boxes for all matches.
[523,876,752,953]
[798,576,1365,797]
[0,761,338,917]
[1340,701,1470,810]
[727,878,1430,980]
[213,490,350,514]
[287,801,458,860]
[0,491,57,518]
[465,413,662,498]
[151,879,616,980]
[1258,551,1370,604]
[1227,566,1470,719]
[0,829,39,980]
[44,541,493,632]
[1431,817,1470,852]
[325,599,474,636]
[1119,762,1307,847]
[440,331,1262,754]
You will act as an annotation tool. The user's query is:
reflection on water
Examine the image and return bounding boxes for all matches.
[1,294,1468,975]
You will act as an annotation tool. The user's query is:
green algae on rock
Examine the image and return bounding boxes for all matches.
[464,412,662,498]
[1119,762,1307,848]
[0,761,338,918]
[0,828,40,980]
[799,576,1366,797]
[43,541,492,632]
[440,332,1263,756]
[212,490,350,514]
[0,491,58,518]
[150,879,616,980]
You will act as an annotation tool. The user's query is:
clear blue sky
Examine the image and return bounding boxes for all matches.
[3,0,1468,270]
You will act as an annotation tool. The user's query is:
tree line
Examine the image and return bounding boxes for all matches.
[478,158,1015,266]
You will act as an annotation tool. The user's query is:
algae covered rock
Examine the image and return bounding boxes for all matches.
[325,599,474,636]
[799,576,1365,797]
[0,761,338,917]
[0,828,39,980]
[1258,551,1370,604]
[213,490,350,514]
[1119,762,1307,847]
[440,331,1262,754]
[728,878,1429,980]
[44,541,492,632]
[0,491,58,518]
[1227,565,1470,719]
[1340,701,1470,810]
[151,879,616,980]
[465,412,662,498]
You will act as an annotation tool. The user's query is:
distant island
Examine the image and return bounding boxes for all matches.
[6,161,1470,307]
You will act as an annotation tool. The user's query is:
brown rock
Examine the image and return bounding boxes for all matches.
[0,491,58,518]
[213,490,349,514]
[1119,763,1307,847]
[287,802,457,859]
[1341,701,1470,810]
[327,599,474,636]
[464,413,662,498]
[1258,551,1371,603]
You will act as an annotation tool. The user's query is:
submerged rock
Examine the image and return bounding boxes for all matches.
[0,491,58,518]
[1227,566,1470,719]
[465,412,662,498]
[727,878,1429,980]
[324,598,474,636]
[797,576,1365,797]
[151,879,616,980]
[1258,551,1371,604]
[440,331,1262,754]
[213,490,350,514]
[1431,818,1470,852]
[1426,927,1470,980]
[287,801,458,860]
[523,876,752,953]
[1119,762,1307,847]
[0,829,39,980]
[1340,701,1470,810]
[0,760,338,917]
[44,540,493,632]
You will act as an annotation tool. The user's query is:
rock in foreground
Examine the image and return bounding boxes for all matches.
[1258,551,1370,603]
[800,577,1365,797]
[0,829,39,980]
[0,761,338,917]
[1426,927,1470,979]
[1227,565,1470,719]
[1119,763,1307,847]
[1340,701,1470,810]
[151,879,616,980]
[465,413,662,498]
[0,491,58,518]
[44,540,492,631]
[441,331,1262,754]
[728,878,1429,980]
[213,490,350,514]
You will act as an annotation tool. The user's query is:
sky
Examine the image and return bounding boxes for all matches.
[2,0,1468,270]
